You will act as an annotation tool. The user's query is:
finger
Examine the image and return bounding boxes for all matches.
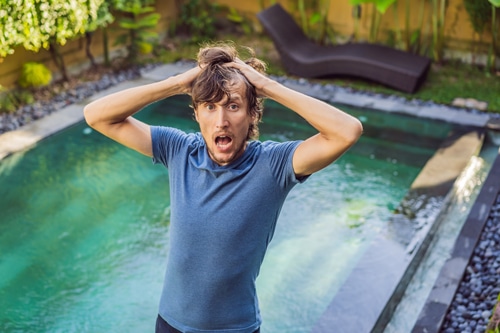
[234,58,246,65]
[223,62,241,70]
[224,59,248,69]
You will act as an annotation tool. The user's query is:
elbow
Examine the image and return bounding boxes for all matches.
[83,104,98,129]
[346,117,363,146]
[354,118,364,139]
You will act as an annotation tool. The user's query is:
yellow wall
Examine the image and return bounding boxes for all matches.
[1,29,112,87]
[0,0,494,88]
[220,0,491,51]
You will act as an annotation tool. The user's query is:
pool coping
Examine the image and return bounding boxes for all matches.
[411,148,500,333]
[0,62,499,332]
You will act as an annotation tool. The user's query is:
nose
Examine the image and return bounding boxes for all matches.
[215,107,228,129]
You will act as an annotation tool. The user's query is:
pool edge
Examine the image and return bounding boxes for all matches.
[1,62,498,333]
[411,148,500,333]
[311,129,485,333]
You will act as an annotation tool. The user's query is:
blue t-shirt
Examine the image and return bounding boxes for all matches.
[151,126,306,333]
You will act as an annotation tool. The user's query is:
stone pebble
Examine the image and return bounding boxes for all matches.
[441,192,500,332]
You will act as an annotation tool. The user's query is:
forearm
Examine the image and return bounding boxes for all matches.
[262,80,362,143]
[84,75,185,127]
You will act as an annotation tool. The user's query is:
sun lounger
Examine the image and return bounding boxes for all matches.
[257,4,431,93]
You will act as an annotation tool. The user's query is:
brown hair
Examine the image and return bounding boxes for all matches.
[191,42,267,140]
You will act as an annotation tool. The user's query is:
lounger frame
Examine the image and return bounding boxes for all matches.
[257,4,431,93]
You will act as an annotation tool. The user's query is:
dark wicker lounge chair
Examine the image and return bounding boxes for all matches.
[257,4,431,93]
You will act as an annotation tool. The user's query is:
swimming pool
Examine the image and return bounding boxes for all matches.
[0,95,452,332]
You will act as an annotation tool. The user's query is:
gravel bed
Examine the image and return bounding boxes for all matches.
[441,192,500,333]
[0,64,158,135]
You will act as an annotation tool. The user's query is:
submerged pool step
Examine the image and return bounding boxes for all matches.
[311,129,485,333]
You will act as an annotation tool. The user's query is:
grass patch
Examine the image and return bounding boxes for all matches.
[418,62,500,113]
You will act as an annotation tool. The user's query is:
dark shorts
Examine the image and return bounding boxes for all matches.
[155,315,260,333]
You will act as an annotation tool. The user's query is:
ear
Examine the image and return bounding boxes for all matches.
[250,109,258,122]
[193,108,199,122]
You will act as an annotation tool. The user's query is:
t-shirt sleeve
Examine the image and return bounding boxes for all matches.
[151,126,190,167]
[264,140,309,189]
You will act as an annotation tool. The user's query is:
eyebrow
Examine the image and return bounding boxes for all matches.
[209,94,242,107]
[199,89,244,106]
[227,95,243,104]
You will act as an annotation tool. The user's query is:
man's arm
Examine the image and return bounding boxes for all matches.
[226,61,363,177]
[83,66,201,157]
[268,82,363,177]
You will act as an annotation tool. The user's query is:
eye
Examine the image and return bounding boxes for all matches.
[227,104,239,111]
[204,103,215,111]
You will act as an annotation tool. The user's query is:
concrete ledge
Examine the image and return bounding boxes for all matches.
[409,131,483,197]
[140,62,195,81]
[312,129,484,333]
[412,149,500,333]
[0,78,156,161]
[0,104,84,160]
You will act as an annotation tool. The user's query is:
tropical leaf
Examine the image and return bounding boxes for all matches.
[489,0,500,7]
[136,13,160,27]
[136,30,158,41]
[309,12,322,25]
[137,41,153,54]
[227,8,244,23]
[118,18,139,29]
[349,0,396,14]
[113,33,129,46]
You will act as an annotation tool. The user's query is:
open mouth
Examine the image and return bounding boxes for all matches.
[215,135,233,148]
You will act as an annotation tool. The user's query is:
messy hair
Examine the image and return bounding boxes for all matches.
[191,41,267,141]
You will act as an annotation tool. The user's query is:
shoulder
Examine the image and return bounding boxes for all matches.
[257,140,307,187]
[151,126,203,166]
[260,140,302,156]
[257,140,302,170]
[151,126,202,145]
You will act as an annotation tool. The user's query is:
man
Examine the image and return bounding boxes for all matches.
[84,42,362,333]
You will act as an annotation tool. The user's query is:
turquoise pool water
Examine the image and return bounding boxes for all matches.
[0,96,451,332]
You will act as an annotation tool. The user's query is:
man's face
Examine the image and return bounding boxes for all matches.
[194,79,253,166]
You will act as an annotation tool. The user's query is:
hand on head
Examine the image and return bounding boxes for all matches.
[223,59,269,97]
[192,42,269,96]
[175,66,202,95]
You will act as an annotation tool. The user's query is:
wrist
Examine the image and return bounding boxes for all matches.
[159,75,188,96]
[260,79,281,98]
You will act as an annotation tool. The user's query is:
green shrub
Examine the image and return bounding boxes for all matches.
[18,62,52,89]
[177,0,219,43]
[114,0,160,63]
[226,7,254,36]
[486,293,500,333]
[0,85,35,114]
[0,93,17,113]
[463,0,492,34]
[12,90,35,105]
